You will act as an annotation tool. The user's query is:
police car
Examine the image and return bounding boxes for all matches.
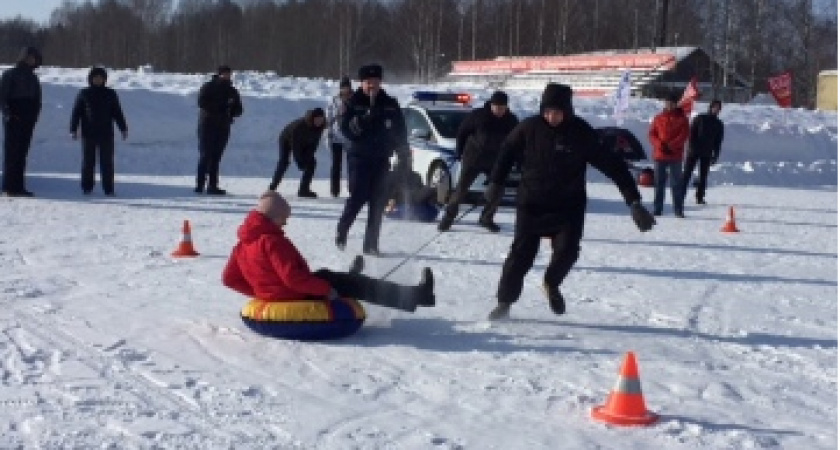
[402,91,519,205]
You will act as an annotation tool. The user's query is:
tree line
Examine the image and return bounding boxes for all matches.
[0,0,835,106]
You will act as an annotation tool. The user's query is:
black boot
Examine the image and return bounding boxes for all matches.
[349,255,364,274]
[206,187,227,195]
[438,213,455,232]
[488,302,512,320]
[542,282,566,315]
[416,267,435,306]
[478,218,501,233]
[336,233,347,251]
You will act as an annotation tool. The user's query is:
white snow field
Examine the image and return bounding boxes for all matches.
[0,67,835,449]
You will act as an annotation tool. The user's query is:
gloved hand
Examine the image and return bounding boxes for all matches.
[484,183,503,204]
[711,155,718,165]
[630,201,655,232]
[327,288,341,302]
[661,143,673,155]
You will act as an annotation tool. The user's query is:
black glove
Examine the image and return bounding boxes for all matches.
[485,183,503,204]
[711,155,718,165]
[630,201,655,232]
[661,143,673,155]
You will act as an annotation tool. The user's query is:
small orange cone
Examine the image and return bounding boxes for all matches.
[721,206,740,233]
[172,220,200,257]
[591,352,658,426]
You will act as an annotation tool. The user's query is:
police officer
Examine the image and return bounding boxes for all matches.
[486,83,655,320]
[195,65,243,195]
[438,90,518,233]
[336,64,409,256]
[0,47,42,197]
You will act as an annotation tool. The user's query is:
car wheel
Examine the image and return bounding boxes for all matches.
[427,161,451,206]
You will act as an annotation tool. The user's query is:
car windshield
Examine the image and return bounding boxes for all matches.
[426,110,470,139]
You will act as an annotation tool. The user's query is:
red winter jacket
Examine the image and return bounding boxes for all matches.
[222,210,331,301]
[648,108,689,162]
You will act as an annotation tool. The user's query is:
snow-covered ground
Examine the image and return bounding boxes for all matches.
[0,67,836,449]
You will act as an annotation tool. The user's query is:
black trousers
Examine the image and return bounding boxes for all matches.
[269,143,316,194]
[496,211,585,304]
[443,163,500,223]
[81,137,115,193]
[2,119,35,193]
[330,142,345,196]
[314,269,422,312]
[337,156,389,251]
[681,153,712,202]
[196,123,230,189]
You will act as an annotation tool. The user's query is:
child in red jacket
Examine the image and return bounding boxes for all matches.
[223,191,435,312]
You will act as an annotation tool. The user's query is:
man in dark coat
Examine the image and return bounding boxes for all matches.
[269,108,326,198]
[70,67,128,196]
[336,64,410,256]
[0,46,42,197]
[438,90,519,233]
[681,100,724,205]
[485,83,656,320]
[195,65,243,195]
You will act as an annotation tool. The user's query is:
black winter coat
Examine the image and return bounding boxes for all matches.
[491,115,641,235]
[455,102,519,171]
[688,113,724,158]
[0,62,41,124]
[197,76,243,128]
[70,86,127,139]
[280,110,326,166]
[341,88,408,161]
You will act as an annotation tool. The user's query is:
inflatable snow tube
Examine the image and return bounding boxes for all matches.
[240,298,366,340]
[385,203,440,222]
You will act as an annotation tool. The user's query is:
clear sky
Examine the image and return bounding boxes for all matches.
[3,0,67,23]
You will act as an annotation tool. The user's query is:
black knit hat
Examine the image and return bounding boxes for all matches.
[358,64,383,81]
[87,66,107,84]
[489,91,509,106]
[540,83,573,114]
[310,107,325,118]
[339,76,352,89]
[666,92,681,103]
[217,65,232,75]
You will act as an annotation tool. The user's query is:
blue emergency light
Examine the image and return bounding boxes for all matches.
[412,91,471,105]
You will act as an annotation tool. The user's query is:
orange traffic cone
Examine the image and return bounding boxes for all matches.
[591,351,658,426]
[172,220,200,257]
[721,206,740,233]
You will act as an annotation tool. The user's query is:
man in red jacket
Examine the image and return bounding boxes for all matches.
[648,94,689,217]
[223,191,435,312]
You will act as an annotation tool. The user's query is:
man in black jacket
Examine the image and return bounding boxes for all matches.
[70,67,128,196]
[0,47,42,197]
[336,64,410,256]
[269,108,326,198]
[486,83,655,320]
[195,65,243,195]
[681,100,724,205]
[438,90,518,233]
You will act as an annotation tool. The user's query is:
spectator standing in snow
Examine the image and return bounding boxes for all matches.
[648,93,689,217]
[326,76,353,197]
[438,90,519,233]
[681,99,724,205]
[0,46,42,197]
[69,67,128,196]
[485,83,655,320]
[336,64,410,256]
[222,191,435,312]
[195,65,243,195]
[269,108,326,198]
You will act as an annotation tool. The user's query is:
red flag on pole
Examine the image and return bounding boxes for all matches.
[678,76,700,116]
[767,71,793,108]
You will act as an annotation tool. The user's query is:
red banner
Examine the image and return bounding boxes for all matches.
[767,71,793,108]
[678,76,701,116]
[450,54,677,75]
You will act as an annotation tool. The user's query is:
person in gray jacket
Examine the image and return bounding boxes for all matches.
[326,76,353,197]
